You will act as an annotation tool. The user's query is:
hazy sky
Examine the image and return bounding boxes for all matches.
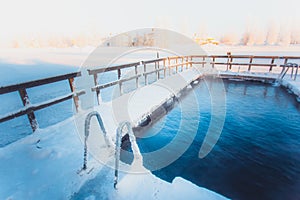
[0,0,299,39]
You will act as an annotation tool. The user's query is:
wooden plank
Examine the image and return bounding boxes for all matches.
[88,62,140,75]
[92,74,143,92]
[120,74,142,83]
[218,73,276,80]
[192,61,206,65]
[212,62,277,67]
[212,56,215,68]
[144,63,148,85]
[279,56,300,59]
[0,91,84,124]
[92,80,119,91]
[0,72,81,95]
[142,58,165,64]
[190,55,207,59]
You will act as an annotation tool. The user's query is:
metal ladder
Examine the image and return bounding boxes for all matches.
[82,111,111,170]
[114,121,142,189]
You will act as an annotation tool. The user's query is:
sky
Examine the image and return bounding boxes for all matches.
[0,0,299,42]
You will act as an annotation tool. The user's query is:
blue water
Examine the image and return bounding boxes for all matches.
[130,79,300,200]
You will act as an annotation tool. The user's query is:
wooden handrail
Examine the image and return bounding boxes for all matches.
[88,61,140,75]
[0,71,82,132]
[0,90,85,124]
[0,72,81,95]
[87,53,300,105]
[1,53,299,135]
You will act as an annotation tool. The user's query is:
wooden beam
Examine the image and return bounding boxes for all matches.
[0,91,84,124]
[0,72,81,95]
[68,78,80,112]
[88,62,140,75]
[18,89,38,132]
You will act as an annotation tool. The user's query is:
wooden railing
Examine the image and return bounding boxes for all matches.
[191,55,300,70]
[1,53,299,134]
[88,54,300,104]
[0,72,84,131]
[88,56,193,104]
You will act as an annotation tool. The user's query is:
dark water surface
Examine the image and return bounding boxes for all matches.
[132,79,300,200]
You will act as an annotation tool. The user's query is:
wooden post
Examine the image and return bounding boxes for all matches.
[144,63,148,85]
[248,57,253,71]
[155,61,158,80]
[229,57,233,70]
[176,58,178,73]
[68,78,80,112]
[117,68,122,95]
[163,59,166,78]
[135,65,139,88]
[185,57,188,70]
[212,56,215,68]
[157,61,160,79]
[269,57,275,72]
[202,56,205,68]
[294,64,298,81]
[168,58,171,76]
[19,89,38,132]
[226,52,231,70]
[93,74,101,105]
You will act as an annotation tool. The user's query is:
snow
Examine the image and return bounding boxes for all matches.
[1,46,300,200]
[109,68,201,126]
[0,65,228,200]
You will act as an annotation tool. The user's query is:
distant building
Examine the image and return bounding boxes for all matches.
[194,37,219,45]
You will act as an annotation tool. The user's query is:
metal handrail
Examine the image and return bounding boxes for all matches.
[114,121,142,189]
[278,63,299,81]
[82,111,111,170]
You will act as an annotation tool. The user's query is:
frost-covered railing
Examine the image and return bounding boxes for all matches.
[1,53,299,132]
[191,54,300,80]
[88,54,300,103]
[0,72,84,132]
[205,54,300,73]
[88,56,194,104]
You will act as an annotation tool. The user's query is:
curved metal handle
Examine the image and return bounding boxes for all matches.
[114,121,142,189]
[82,111,111,170]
